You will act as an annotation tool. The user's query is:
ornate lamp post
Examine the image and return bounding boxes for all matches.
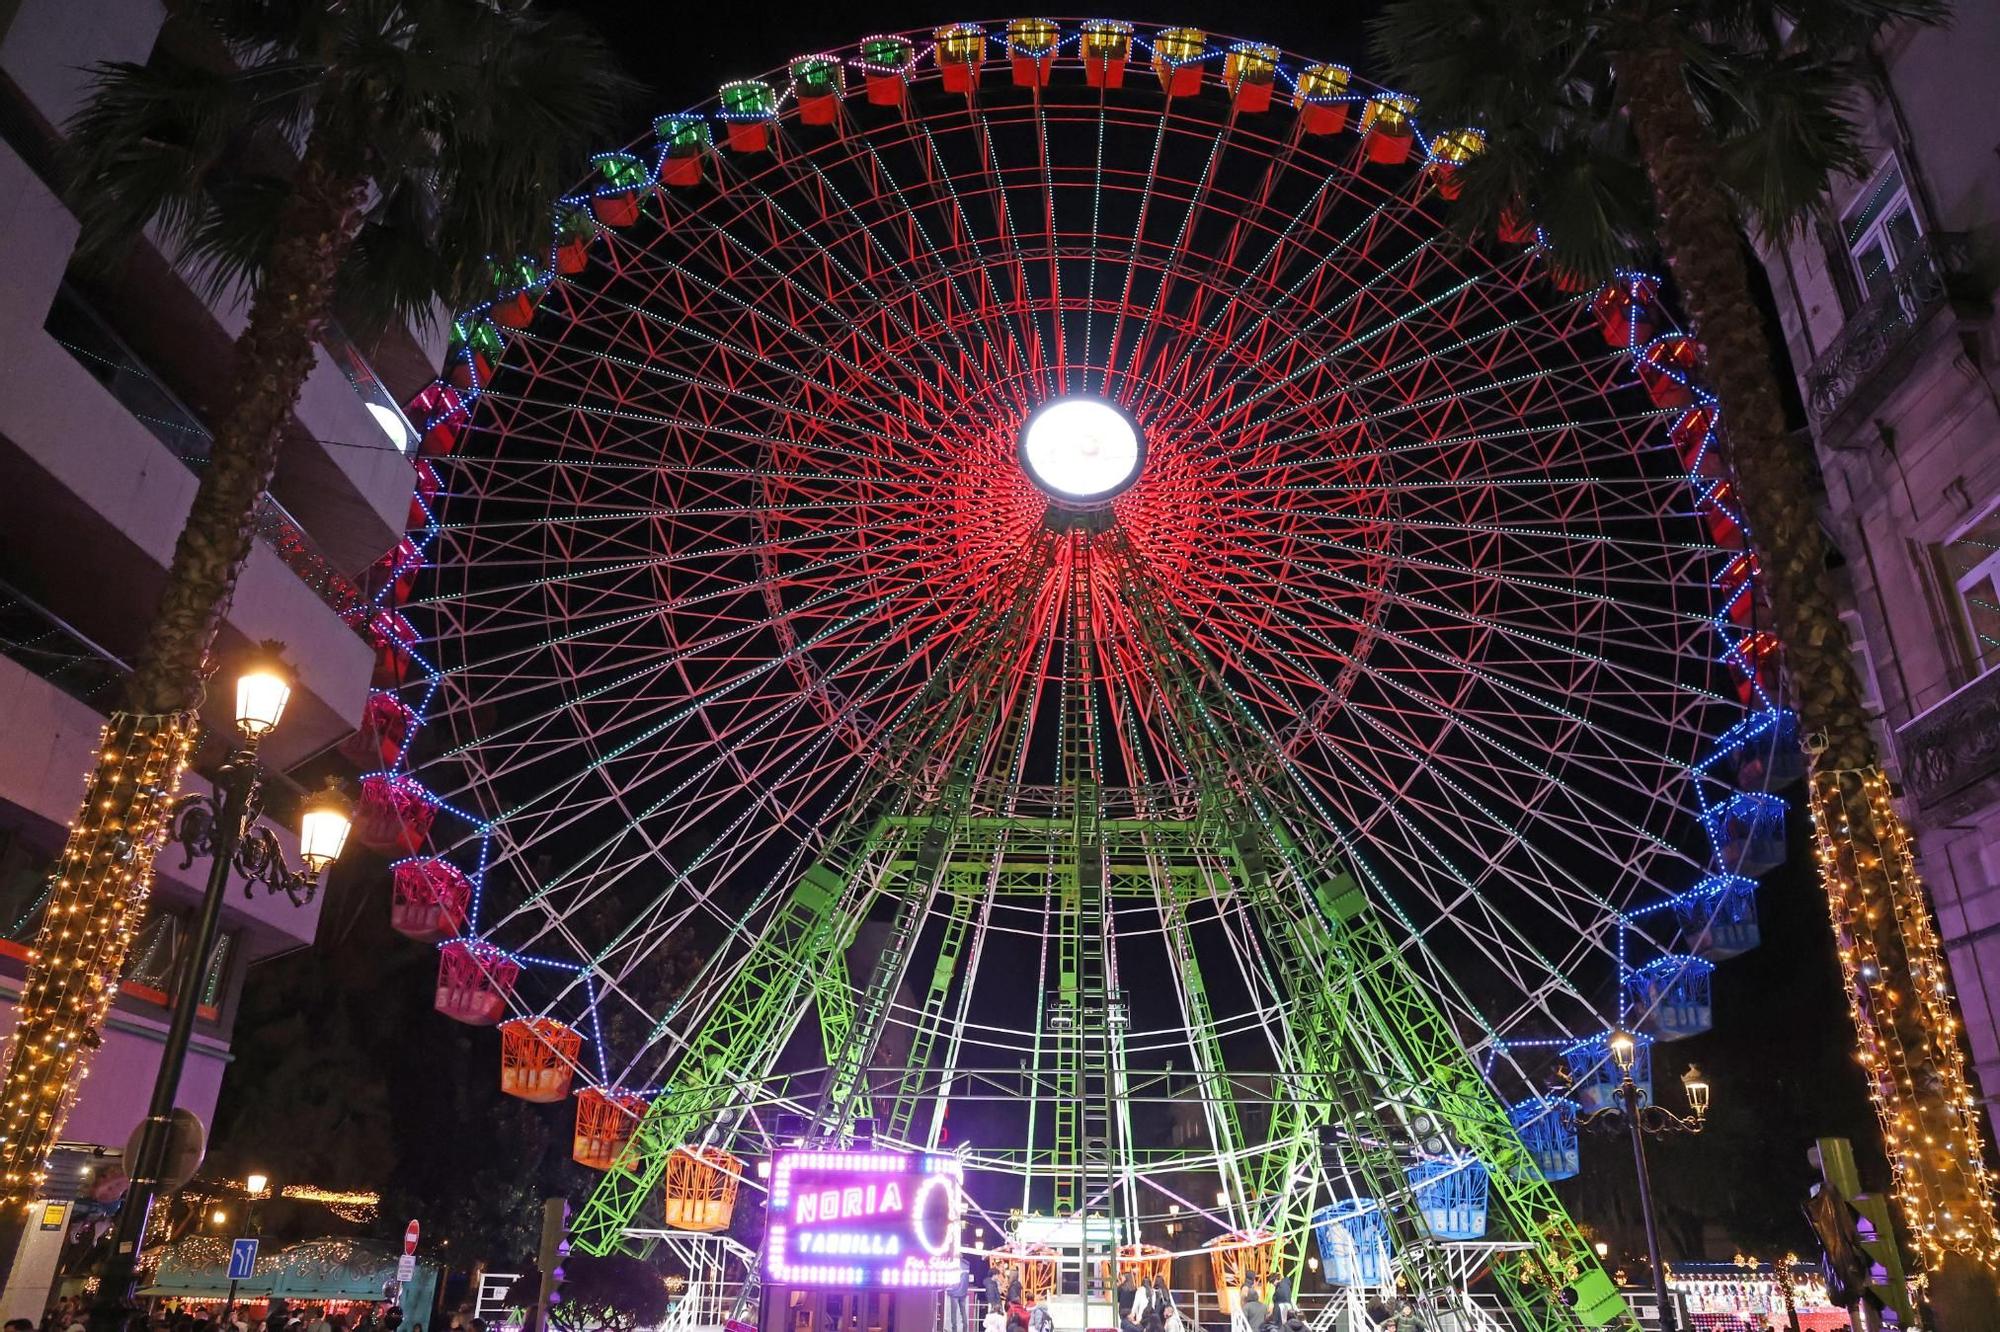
[1573,1031,1710,1332]
[90,645,350,1332]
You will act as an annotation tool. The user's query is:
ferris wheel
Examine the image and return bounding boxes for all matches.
[343,18,1800,1327]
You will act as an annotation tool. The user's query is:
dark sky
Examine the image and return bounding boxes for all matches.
[549,2,1382,115]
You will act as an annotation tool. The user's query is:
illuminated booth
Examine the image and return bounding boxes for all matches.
[761,1149,966,1332]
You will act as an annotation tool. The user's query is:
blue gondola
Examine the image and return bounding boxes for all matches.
[1704,791,1787,877]
[1673,874,1761,960]
[1312,1199,1392,1286]
[1562,1031,1652,1112]
[1507,1096,1580,1181]
[1405,1157,1490,1240]
[1624,954,1716,1041]
[1729,708,1806,791]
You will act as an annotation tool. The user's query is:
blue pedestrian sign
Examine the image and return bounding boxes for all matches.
[228,1237,259,1281]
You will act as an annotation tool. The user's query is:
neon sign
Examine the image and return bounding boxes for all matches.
[765,1149,964,1289]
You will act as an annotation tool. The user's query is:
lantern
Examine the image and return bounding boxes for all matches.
[935,24,985,93]
[554,208,597,276]
[1675,874,1761,960]
[1224,43,1278,113]
[1405,1157,1489,1240]
[448,317,506,390]
[1562,1030,1652,1113]
[791,55,845,126]
[390,856,472,943]
[1312,1202,1390,1287]
[1081,20,1132,88]
[859,36,916,106]
[1007,19,1059,88]
[297,780,353,875]
[407,381,466,458]
[1428,127,1484,200]
[435,940,520,1025]
[339,689,416,769]
[1294,64,1351,135]
[1639,335,1701,409]
[655,116,712,188]
[989,1243,1059,1300]
[354,773,434,855]
[1098,1244,1171,1288]
[488,258,541,330]
[1507,1096,1580,1181]
[1361,94,1418,165]
[1592,276,1659,348]
[500,1017,583,1102]
[720,81,778,152]
[662,1145,742,1231]
[407,460,442,530]
[1152,28,1205,97]
[574,1087,650,1170]
[1625,955,1716,1041]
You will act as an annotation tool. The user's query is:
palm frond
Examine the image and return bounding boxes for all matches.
[62,58,250,267]
[1701,51,1874,235]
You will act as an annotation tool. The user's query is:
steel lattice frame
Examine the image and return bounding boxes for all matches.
[375,22,1794,1330]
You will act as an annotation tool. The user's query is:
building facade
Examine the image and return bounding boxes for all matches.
[1751,6,2000,1141]
[0,0,435,1311]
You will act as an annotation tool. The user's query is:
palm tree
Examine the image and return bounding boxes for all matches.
[0,0,630,1206]
[1371,0,2000,1321]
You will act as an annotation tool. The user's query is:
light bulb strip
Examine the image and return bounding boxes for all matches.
[1809,766,2000,1269]
[0,711,198,1203]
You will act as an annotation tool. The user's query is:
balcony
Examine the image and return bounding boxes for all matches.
[1805,233,1988,428]
[0,576,129,709]
[44,282,369,621]
[1896,665,2000,817]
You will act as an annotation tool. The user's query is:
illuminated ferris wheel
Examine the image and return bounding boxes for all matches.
[344,18,1801,1326]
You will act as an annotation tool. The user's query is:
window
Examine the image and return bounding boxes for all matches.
[1943,507,2000,679]
[1839,610,1886,713]
[119,905,234,1015]
[1842,160,1922,302]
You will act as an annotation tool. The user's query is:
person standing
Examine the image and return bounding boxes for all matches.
[943,1260,970,1332]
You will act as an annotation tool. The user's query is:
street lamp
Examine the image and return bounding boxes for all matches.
[90,645,350,1332]
[244,1173,269,1198]
[1572,1035,1710,1332]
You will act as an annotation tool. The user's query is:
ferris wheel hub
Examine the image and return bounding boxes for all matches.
[1018,397,1144,505]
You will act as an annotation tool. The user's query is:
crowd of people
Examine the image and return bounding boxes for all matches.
[18,1300,429,1332]
[961,1269,1427,1332]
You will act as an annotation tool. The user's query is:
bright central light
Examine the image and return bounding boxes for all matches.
[1019,398,1142,502]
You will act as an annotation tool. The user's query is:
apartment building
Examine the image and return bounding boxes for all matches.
[1750,6,2000,1139]
[0,0,435,1310]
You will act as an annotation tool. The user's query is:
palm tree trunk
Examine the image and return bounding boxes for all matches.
[0,139,368,1204]
[1615,35,2000,1323]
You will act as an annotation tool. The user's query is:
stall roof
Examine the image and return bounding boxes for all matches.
[141,1237,427,1301]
